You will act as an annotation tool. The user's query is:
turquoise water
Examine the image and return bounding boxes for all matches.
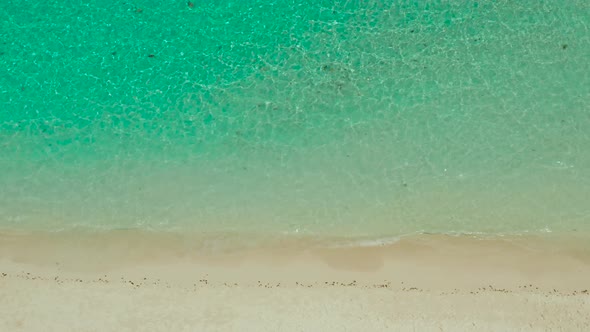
[1,0,589,237]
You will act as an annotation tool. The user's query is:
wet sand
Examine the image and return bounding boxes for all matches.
[1,231,589,331]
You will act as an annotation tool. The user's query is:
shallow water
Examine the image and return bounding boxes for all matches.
[1,0,589,237]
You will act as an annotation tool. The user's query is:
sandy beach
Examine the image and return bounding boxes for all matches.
[1,231,589,331]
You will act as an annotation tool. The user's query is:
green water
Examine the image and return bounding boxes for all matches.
[1,0,589,237]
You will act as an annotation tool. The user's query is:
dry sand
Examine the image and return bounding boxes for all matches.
[1,231,589,331]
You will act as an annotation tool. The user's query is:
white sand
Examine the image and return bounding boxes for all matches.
[1,231,589,331]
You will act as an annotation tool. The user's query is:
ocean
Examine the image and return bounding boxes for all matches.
[1,0,589,240]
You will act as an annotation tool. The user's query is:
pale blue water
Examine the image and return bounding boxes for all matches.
[1,0,589,238]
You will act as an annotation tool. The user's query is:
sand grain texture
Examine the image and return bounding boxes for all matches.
[1,232,589,331]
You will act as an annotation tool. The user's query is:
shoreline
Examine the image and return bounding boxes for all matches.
[1,230,590,331]
[2,229,590,288]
